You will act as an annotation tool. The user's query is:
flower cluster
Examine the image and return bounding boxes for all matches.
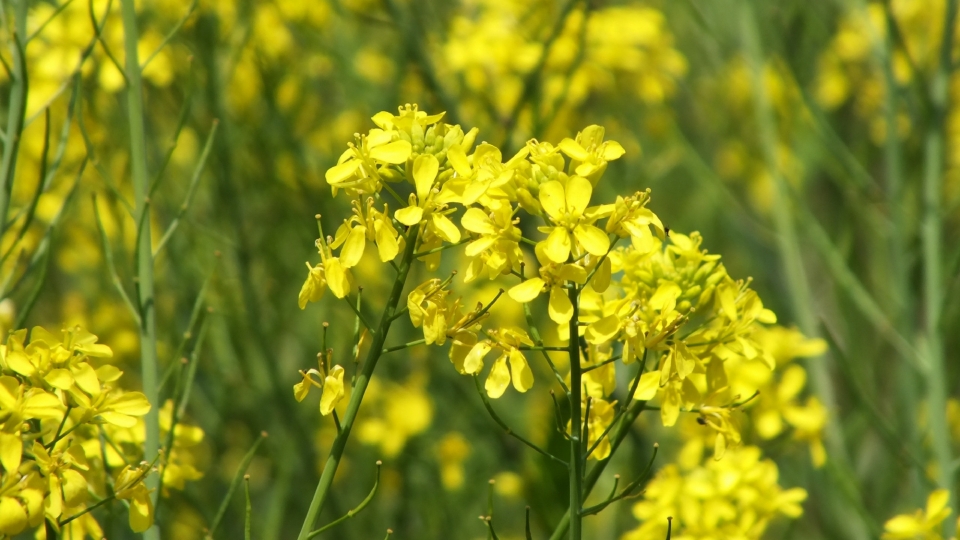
[297,105,817,536]
[624,446,808,540]
[0,326,204,536]
[298,106,817,471]
[442,0,686,136]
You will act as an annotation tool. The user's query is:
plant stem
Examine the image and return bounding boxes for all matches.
[741,5,868,539]
[548,399,648,540]
[921,0,958,535]
[119,2,160,537]
[0,1,28,241]
[567,285,582,540]
[296,224,420,540]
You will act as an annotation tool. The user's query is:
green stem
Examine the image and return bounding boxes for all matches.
[921,0,958,534]
[740,5,870,539]
[567,285,582,540]
[548,399,648,540]
[119,2,160,538]
[296,224,420,540]
[0,1,28,241]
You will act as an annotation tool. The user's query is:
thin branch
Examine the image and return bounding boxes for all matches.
[92,196,141,325]
[153,120,219,258]
[472,375,568,467]
[306,461,382,538]
[140,0,197,69]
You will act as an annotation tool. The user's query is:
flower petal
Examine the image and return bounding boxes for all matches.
[484,355,511,399]
[461,208,496,235]
[325,159,361,185]
[395,206,424,226]
[548,286,574,324]
[558,138,589,161]
[508,349,533,393]
[634,371,661,401]
[508,279,545,303]
[369,140,411,164]
[542,227,572,264]
[413,154,439,200]
[319,365,345,416]
[565,176,592,217]
[431,214,462,243]
[463,341,491,375]
[447,145,472,177]
[574,224,609,256]
[340,226,367,268]
[538,181,565,220]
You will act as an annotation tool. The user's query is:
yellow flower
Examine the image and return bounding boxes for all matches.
[325,131,412,197]
[31,441,89,519]
[0,376,62,471]
[298,262,327,309]
[557,125,625,184]
[626,446,807,540]
[462,327,534,398]
[407,279,454,346]
[114,463,154,533]
[604,191,664,253]
[508,245,588,325]
[460,203,523,283]
[294,363,346,417]
[395,154,462,249]
[302,232,353,301]
[356,375,434,458]
[330,198,401,267]
[537,176,610,264]
[783,396,828,468]
[882,489,952,540]
[0,470,44,535]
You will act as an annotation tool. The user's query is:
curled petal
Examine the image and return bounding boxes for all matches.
[431,214,462,243]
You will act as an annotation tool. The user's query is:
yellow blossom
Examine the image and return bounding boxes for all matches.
[882,489,952,540]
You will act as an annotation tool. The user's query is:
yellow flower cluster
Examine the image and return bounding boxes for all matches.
[623,446,808,540]
[298,105,822,491]
[0,326,204,536]
[814,0,960,201]
[443,0,686,135]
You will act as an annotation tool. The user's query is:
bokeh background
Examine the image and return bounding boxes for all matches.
[2,0,959,538]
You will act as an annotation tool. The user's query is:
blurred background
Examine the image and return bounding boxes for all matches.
[2,0,959,538]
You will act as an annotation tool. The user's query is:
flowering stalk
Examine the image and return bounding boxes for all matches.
[119,2,161,538]
[921,0,959,534]
[297,224,420,540]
